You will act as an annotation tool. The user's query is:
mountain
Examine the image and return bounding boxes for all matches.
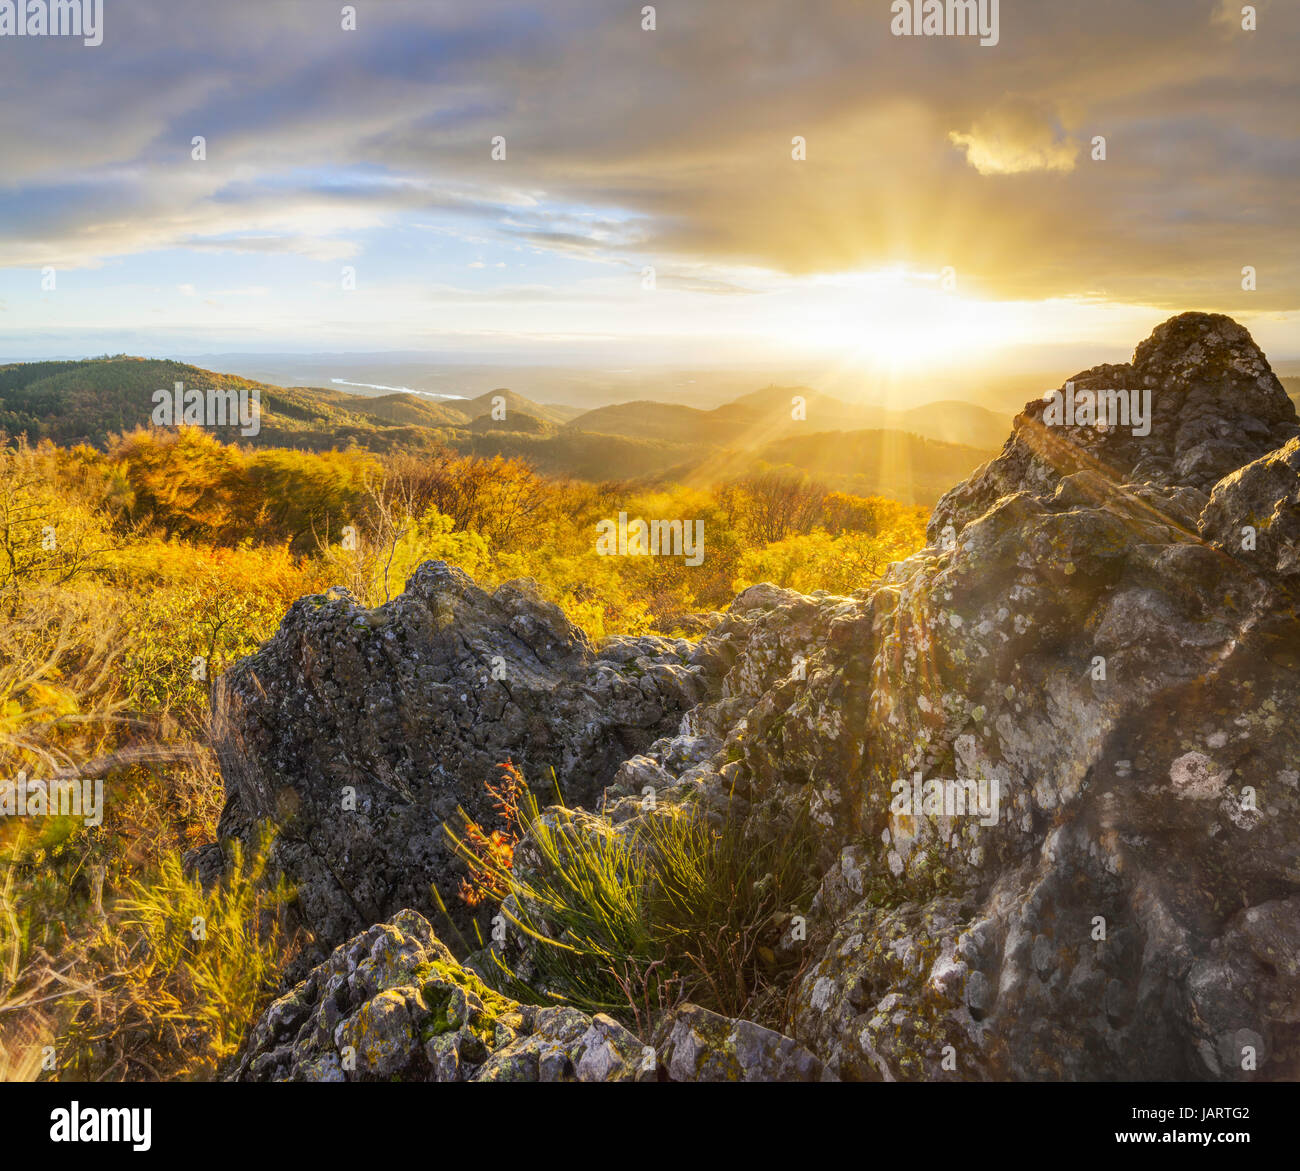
[565,399,732,444]
[332,392,469,428]
[899,399,1011,449]
[0,355,1001,503]
[0,357,389,448]
[460,389,581,426]
[566,386,1009,452]
[214,312,1300,1083]
[467,410,556,436]
[0,358,515,451]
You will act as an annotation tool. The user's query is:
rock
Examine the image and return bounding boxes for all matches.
[475,1007,655,1083]
[1200,434,1300,585]
[654,1003,827,1081]
[210,563,708,951]
[230,312,1300,1081]
[928,312,1299,542]
[1185,896,1300,1079]
[234,910,654,1082]
[592,313,1300,1080]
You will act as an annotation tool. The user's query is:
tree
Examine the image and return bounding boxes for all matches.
[719,470,827,545]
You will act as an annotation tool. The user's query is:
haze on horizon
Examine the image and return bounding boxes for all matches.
[0,0,1297,402]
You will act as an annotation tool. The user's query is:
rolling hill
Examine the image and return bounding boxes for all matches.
[565,385,1009,452]
[0,356,1002,503]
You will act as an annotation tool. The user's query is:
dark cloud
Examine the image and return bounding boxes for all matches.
[0,0,1295,308]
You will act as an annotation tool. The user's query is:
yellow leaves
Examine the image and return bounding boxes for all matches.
[0,699,22,736]
[735,522,929,596]
[17,681,80,718]
[0,680,82,762]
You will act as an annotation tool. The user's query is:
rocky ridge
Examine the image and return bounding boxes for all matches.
[221,313,1300,1081]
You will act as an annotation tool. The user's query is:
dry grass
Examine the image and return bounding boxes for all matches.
[0,829,76,1081]
[54,827,297,1082]
[0,585,296,1082]
[446,769,818,1036]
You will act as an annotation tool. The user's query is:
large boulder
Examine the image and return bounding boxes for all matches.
[205,563,708,951]
[600,313,1300,1080]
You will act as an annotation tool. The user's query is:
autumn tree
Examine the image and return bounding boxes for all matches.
[719,470,827,545]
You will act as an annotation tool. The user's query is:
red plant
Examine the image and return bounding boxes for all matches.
[456,760,524,907]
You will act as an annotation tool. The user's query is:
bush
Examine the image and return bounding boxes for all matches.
[447,771,818,1037]
[53,828,296,1081]
[734,518,927,596]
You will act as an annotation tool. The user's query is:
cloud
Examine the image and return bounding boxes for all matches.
[0,0,1294,312]
[948,100,1078,175]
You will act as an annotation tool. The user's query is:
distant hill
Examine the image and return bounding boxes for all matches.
[723,385,851,418]
[460,389,579,426]
[0,359,596,442]
[335,392,469,428]
[468,410,556,436]
[566,400,732,444]
[0,356,1003,503]
[0,358,298,446]
[900,400,1010,450]
[566,385,1009,452]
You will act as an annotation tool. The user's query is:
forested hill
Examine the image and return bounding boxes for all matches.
[0,356,997,504]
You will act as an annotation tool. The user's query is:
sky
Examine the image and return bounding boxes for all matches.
[0,0,1297,384]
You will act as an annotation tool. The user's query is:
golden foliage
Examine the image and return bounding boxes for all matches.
[0,428,929,1079]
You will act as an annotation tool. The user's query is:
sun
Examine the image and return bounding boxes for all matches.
[760,268,1036,377]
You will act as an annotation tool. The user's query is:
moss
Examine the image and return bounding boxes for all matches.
[417,985,457,1040]
[420,1016,457,1041]
[413,957,516,1022]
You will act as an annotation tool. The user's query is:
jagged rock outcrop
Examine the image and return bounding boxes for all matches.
[235,910,656,1082]
[202,563,707,951]
[653,1003,826,1081]
[235,910,820,1082]
[228,310,1294,1076]
[929,311,1298,536]
[601,312,1300,1080]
